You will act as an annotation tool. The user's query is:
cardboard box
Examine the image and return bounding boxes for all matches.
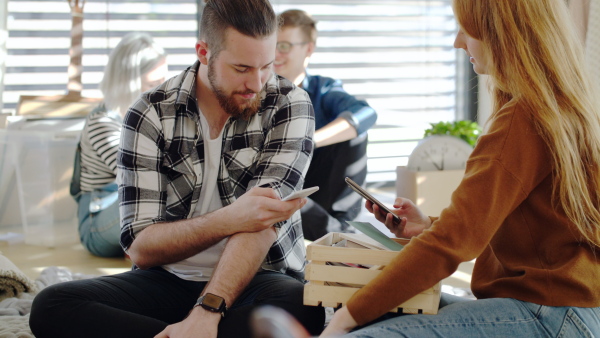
[304,232,441,314]
[396,166,465,217]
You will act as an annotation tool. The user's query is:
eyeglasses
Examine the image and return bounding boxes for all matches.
[276,41,309,54]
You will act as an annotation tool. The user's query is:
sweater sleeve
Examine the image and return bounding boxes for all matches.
[346,104,552,324]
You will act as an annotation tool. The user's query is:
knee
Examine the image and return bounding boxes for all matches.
[29,284,67,336]
[272,278,306,303]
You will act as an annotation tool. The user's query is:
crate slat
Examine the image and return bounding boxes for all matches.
[304,233,442,315]
[306,263,380,285]
[305,283,439,314]
[307,245,398,266]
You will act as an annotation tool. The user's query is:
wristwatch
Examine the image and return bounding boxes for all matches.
[194,293,228,317]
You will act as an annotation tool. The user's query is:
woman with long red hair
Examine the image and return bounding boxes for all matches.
[322,0,600,336]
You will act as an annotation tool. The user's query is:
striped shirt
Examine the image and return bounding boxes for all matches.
[79,104,122,192]
[117,61,315,279]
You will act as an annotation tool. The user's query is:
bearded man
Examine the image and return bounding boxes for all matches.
[29,1,324,337]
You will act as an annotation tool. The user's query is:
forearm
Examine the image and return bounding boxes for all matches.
[314,117,357,148]
[127,207,237,269]
[179,231,275,338]
[201,227,277,307]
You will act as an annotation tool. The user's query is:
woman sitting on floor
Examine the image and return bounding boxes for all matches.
[320,0,600,336]
[71,32,168,257]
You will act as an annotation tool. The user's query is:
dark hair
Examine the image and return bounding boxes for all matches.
[278,9,318,43]
[200,0,279,57]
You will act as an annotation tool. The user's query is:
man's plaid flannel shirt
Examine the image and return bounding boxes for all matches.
[117,61,315,279]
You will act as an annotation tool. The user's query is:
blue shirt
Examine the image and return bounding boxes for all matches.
[302,72,377,135]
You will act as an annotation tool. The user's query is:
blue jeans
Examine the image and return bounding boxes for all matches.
[347,293,600,337]
[77,185,122,257]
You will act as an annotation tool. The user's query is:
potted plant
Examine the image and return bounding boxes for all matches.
[423,120,481,147]
[406,120,481,172]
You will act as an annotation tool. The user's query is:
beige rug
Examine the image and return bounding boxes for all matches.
[0,315,33,338]
[0,260,95,338]
[0,252,36,338]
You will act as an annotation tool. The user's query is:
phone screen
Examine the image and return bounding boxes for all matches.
[345,177,400,222]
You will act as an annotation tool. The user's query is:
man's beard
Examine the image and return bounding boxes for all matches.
[208,59,263,120]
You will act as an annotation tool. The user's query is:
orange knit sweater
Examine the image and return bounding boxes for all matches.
[346,102,600,325]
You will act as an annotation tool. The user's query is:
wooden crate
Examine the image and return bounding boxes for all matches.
[304,232,441,315]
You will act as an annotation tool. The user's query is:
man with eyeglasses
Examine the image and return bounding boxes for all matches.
[275,9,378,241]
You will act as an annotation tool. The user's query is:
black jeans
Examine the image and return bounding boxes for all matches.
[30,268,325,338]
[301,134,369,241]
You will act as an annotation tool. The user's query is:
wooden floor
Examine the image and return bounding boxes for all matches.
[1,239,131,280]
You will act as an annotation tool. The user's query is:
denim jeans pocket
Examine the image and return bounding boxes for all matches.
[558,308,594,338]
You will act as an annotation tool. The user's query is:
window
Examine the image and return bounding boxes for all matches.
[269,0,459,182]
[5,0,461,183]
[3,0,198,110]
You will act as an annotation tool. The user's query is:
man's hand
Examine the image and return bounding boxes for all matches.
[320,306,357,337]
[366,197,431,238]
[155,307,221,338]
[222,187,307,234]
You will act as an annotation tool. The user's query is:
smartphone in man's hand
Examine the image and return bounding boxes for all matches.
[281,186,319,201]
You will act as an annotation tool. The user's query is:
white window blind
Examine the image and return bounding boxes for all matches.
[4,0,198,111]
[5,0,460,183]
[270,0,459,182]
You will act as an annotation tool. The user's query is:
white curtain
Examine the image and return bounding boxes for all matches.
[0,0,7,112]
[586,0,600,86]
[570,0,590,42]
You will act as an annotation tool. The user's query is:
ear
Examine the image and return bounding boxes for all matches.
[196,41,209,65]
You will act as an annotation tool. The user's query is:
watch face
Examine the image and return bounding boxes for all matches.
[202,293,225,310]
[407,135,473,171]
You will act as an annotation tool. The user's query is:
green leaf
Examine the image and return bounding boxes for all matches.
[423,120,482,147]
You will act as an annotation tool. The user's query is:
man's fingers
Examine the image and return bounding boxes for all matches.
[247,187,279,198]
[251,197,304,228]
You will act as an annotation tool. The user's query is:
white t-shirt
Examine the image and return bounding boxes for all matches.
[162,111,226,281]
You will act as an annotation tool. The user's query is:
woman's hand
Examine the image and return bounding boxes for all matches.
[320,306,357,337]
[366,197,431,238]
